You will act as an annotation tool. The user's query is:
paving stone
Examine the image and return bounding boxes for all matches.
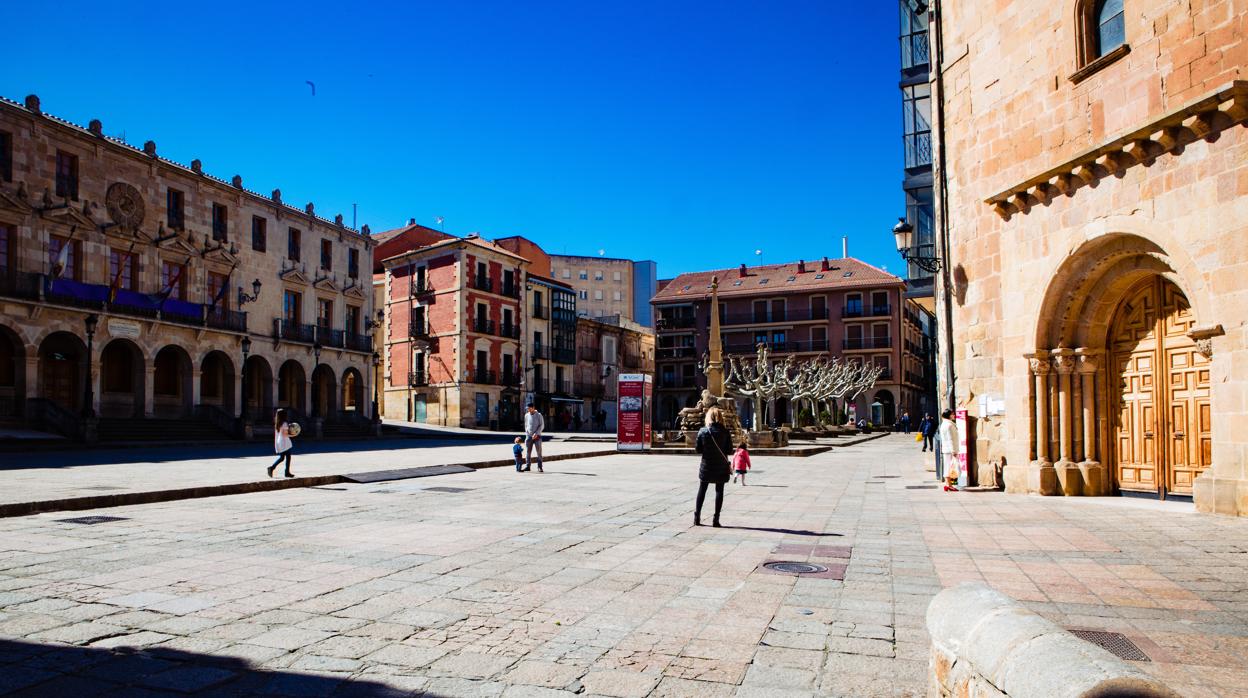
[362,643,447,668]
[579,669,661,697]
[503,659,586,688]
[428,651,518,679]
[245,626,334,651]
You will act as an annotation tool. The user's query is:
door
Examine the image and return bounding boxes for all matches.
[43,355,78,411]
[1109,278,1210,497]
[474,393,489,426]
[413,395,426,423]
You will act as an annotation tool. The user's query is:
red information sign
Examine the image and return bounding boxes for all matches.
[617,373,652,451]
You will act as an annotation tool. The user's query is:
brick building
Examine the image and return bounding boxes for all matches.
[932,0,1248,514]
[574,315,656,431]
[0,94,377,442]
[651,258,933,430]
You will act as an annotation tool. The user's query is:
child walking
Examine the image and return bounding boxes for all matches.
[513,436,525,472]
[268,408,295,479]
[731,442,751,485]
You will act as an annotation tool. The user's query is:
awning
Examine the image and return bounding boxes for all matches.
[550,397,584,404]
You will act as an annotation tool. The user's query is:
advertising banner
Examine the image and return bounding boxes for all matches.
[956,409,969,488]
[617,373,652,451]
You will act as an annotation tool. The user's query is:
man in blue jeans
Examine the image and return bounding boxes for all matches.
[524,403,544,472]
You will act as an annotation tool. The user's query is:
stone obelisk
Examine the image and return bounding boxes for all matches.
[706,276,724,395]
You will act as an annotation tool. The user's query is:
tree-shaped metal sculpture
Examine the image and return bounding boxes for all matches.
[724,344,883,430]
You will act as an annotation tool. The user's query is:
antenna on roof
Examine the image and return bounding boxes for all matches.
[435,216,444,232]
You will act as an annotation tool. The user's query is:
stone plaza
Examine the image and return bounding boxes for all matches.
[0,435,1246,696]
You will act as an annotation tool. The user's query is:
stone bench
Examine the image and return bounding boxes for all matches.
[926,582,1179,698]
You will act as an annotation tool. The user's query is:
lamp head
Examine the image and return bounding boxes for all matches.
[84,314,98,333]
[892,217,914,252]
[241,337,252,357]
[251,279,262,296]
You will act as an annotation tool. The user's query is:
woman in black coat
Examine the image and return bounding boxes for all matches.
[694,407,734,527]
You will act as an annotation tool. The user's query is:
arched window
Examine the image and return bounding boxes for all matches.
[1095,0,1125,57]
[1073,0,1128,81]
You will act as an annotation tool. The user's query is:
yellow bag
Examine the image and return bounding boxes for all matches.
[914,433,923,443]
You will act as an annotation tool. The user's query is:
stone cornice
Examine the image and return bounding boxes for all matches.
[986,80,1248,219]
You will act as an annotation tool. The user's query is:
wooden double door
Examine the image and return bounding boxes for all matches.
[1110,278,1211,497]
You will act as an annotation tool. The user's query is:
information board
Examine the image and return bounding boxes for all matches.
[617,373,652,451]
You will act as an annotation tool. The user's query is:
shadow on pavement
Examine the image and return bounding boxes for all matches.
[720,526,842,536]
[0,638,429,696]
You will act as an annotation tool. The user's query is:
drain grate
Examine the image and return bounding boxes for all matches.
[56,516,129,525]
[763,561,829,575]
[1068,630,1150,661]
[424,487,473,493]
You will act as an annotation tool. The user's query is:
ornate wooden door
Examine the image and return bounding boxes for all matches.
[1109,278,1211,497]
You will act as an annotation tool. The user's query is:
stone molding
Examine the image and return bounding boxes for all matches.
[986,81,1248,219]
[926,582,1181,698]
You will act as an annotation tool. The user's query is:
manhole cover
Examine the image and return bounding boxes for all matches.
[1068,630,1150,661]
[874,476,900,479]
[56,516,129,525]
[763,561,829,574]
[425,487,473,493]
[906,485,939,489]
[83,486,127,491]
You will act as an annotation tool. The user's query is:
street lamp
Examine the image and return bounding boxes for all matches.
[371,351,381,424]
[312,342,322,418]
[893,217,941,274]
[82,314,98,418]
[240,336,252,422]
[237,278,262,307]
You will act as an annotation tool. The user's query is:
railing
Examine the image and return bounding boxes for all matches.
[27,398,83,441]
[0,271,43,300]
[656,346,696,360]
[206,309,248,333]
[472,370,497,385]
[345,332,373,352]
[900,31,930,70]
[657,316,696,330]
[904,130,933,169]
[319,326,345,348]
[658,377,697,389]
[843,337,892,350]
[579,347,599,362]
[623,353,641,368]
[906,370,924,385]
[553,379,570,394]
[724,340,830,354]
[720,308,829,325]
[842,305,892,318]
[531,377,549,393]
[409,371,427,386]
[411,280,434,296]
[274,318,317,343]
[498,323,520,340]
[532,344,550,361]
[472,318,494,335]
[195,404,238,436]
[532,304,547,319]
[473,277,493,293]
[501,282,520,299]
[500,372,521,386]
[552,347,576,364]
[409,314,429,338]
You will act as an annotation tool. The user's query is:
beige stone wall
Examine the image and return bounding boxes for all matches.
[936,0,1248,512]
[550,255,635,321]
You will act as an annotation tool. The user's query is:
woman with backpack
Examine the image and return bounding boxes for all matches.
[693,407,734,527]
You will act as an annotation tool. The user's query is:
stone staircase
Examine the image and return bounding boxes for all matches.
[96,417,235,443]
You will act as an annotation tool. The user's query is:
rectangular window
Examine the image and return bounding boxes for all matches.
[770,299,786,322]
[613,271,621,281]
[348,248,359,279]
[579,290,588,300]
[752,300,768,323]
[161,261,187,301]
[561,269,570,279]
[902,83,932,169]
[109,248,137,291]
[54,150,79,200]
[251,216,266,252]
[411,306,426,335]
[477,349,489,382]
[503,308,513,331]
[208,271,229,310]
[594,289,603,300]
[166,188,185,229]
[0,225,10,271]
[847,325,863,341]
[287,228,301,261]
[476,303,487,328]
[845,293,863,315]
[0,131,12,182]
[320,239,332,270]
[346,305,361,334]
[594,270,603,281]
[578,270,587,280]
[212,203,229,242]
[811,295,827,317]
[284,290,301,324]
[317,298,333,328]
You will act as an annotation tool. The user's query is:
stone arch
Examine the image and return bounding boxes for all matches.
[37,331,86,413]
[341,367,363,416]
[152,345,194,418]
[872,389,896,426]
[311,364,336,418]
[100,338,146,418]
[200,350,236,415]
[244,355,274,420]
[0,323,26,419]
[278,360,307,416]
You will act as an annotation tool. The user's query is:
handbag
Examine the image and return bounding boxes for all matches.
[914,432,923,443]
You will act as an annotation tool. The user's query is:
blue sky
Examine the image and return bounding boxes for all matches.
[3,0,905,279]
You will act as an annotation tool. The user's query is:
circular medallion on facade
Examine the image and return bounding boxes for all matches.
[105,182,146,231]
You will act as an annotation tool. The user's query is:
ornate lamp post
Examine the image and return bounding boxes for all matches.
[312,342,322,418]
[237,278,262,307]
[371,351,381,424]
[240,336,252,422]
[892,218,942,273]
[82,314,98,418]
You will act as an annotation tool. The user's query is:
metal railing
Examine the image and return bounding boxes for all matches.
[724,340,830,354]
[552,347,576,364]
[843,337,892,350]
[720,308,829,325]
[274,318,317,343]
[532,305,547,319]
[473,277,493,293]
[842,305,892,318]
[409,371,428,386]
[501,282,520,299]
[472,318,494,335]
[656,316,696,330]
[656,346,696,360]
[345,332,373,352]
[498,323,520,340]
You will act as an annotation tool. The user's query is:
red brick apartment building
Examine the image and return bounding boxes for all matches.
[652,258,935,429]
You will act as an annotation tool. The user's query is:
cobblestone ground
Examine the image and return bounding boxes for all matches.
[0,435,1246,697]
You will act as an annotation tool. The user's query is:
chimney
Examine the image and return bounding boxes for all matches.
[821,256,830,271]
[739,263,748,278]
[797,259,806,273]
[408,217,416,225]
[842,236,848,259]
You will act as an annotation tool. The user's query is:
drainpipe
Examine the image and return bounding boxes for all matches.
[932,0,958,413]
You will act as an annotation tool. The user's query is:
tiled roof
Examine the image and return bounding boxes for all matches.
[370,222,450,244]
[379,234,529,265]
[651,258,901,303]
[527,273,573,290]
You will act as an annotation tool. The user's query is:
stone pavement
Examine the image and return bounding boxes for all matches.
[0,435,1245,696]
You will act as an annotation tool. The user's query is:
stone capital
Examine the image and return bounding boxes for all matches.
[1074,348,1100,374]
[1025,351,1051,376]
[1050,348,1077,375]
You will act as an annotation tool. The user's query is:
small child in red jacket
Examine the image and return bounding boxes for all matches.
[731,442,751,485]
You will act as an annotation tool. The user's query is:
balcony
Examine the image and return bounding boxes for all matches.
[656,346,696,360]
[720,308,829,325]
[658,376,697,389]
[410,318,430,339]
[532,304,547,319]
[274,319,316,343]
[345,332,373,352]
[472,318,494,335]
[409,371,428,386]
[843,337,892,350]
[473,277,494,293]
[657,316,696,331]
[842,305,892,319]
[579,346,599,362]
[471,370,497,385]
[552,347,576,364]
[724,340,830,355]
[904,131,933,170]
[501,372,521,387]
[623,353,641,369]
[411,280,434,296]
[498,323,520,340]
[501,282,520,299]
[318,326,345,348]
[905,370,924,385]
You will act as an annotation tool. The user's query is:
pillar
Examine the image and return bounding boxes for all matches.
[192,367,203,411]
[1075,349,1105,495]
[144,366,156,419]
[1052,349,1081,496]
[1012,351,1058,495]
[24,355,38,421]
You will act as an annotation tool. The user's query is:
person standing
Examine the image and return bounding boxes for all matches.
[900,411,912,434]
[268,408,295,478]
[693,408,733,527]
[524,403,545,472]
[513,436,525,472]
[919,413,936,452]
[731,441,751,485]
[939,409,960,492]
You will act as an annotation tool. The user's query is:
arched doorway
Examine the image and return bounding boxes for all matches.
[871,390,895,426]
[244,355,273,420]
[341,367,363,417]
[0,325,25,419]
[661,395,678,430]
[1108,277,1210,498]
[311,364,336,418]
[100,338,145,418]
[152,345,193,418]
[38,332,84,413]
[278,360,307,416]
[200,351,236,415]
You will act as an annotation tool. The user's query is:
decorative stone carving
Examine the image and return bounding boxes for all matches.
[1188,325,1224,360]
[142,140,157,157]
[88,119,103,136]
[191,159,202,173]
[1075,351,1099,374]
[1051,351,1076,374]
[105,182,146,231]
[231,175,243,189]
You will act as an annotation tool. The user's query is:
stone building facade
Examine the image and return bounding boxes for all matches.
[0,94,376,441]
[574,315,656,432]
[933,0,1248,514]
[549,254,658,327]
[651,258,934,430]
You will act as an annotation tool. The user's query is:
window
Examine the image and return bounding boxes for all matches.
[1075,0,1128,75]
[613,271,621,282]
[0,130,11,182]
[208,271,229,310]
[899,0,930,71]
[54,150,78,200]
[317,298,333,328]
[251,216,267,252]
[902,83,932,169]
[160,261,187,301]
[0,225,10,272]
[579,290,588,300]
[166,188,185,229]
[594,290,603,300]
[613,290,622,301]
[348,249,359,279]
[320,239,332,270]
[603,337,617,364]
[771,299,786,322]
[771,330,787,348]
[578,270,588,280]
[752,300,768,323]
[1095,0,1125,57]
[287,228,301,261]
[411,306,426,335]
[846,325,864,341]
[561,269,570,279]
[284,290,301,324]
[812,295,827,317]
[872,291,890,315]
[845,293,863,316]
[212,203,229,242]
[476,303,487,328]
[477,261,487,283]
[594,270,603,281]
[109,248,137,291]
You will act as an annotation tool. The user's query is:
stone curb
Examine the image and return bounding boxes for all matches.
[926,582,1181,698]
[643,429,892,457]
[0,449,620,519]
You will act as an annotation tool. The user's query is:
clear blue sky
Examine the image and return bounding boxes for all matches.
[3,0,905,279]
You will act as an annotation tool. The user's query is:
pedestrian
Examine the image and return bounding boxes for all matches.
[574,412,583,431]
[901,411,912,434]
[513,436,525,472]
[268,408,296,478]
[939,409,960,492]
[524,402,544,472]
[731,441,751,485]
[919,413,936,452]
[693,407,733,527]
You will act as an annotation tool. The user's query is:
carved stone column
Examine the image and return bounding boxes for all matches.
[1051,349,1081,496]
[1075,349,1104,495]
[1031,353,1051,466]
[1014,350,1058,495]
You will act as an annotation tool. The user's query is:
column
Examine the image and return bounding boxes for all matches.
[24,355,39,417]
[192,367,203,410]
[1076,352,1099,463]
[1028,351,1051,465]
[144,366,156,418]
[1052,350,1076,467]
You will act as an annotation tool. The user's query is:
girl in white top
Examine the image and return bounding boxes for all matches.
[938,409,960,492]
[268,408,295,478]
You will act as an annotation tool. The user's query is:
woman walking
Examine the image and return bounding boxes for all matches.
[939,409,960,492]
[694,407,733,527]
[268,408,295,478]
